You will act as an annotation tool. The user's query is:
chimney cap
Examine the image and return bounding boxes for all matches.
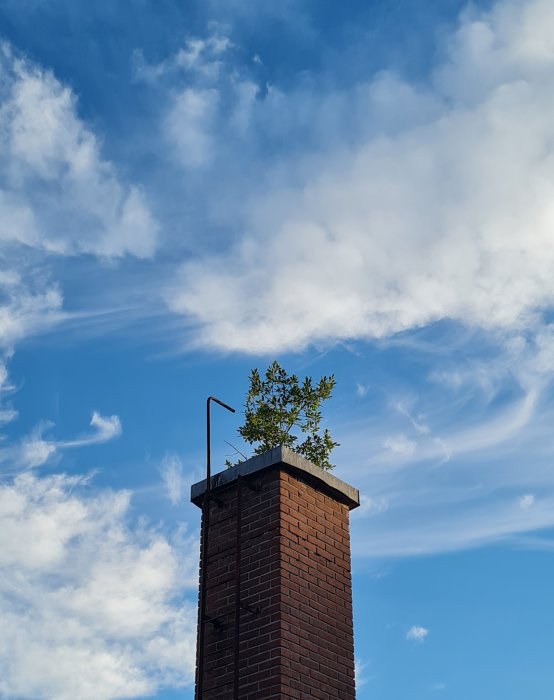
[190,445,360,510]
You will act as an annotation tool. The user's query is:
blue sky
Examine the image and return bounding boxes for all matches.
[0,0,553,697]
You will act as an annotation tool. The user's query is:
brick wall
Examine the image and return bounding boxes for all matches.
[279,470,356,699]
[193,452,358,699]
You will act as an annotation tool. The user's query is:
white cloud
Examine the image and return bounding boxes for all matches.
[134,34,232,84]
[160,453,184,505]
[0,408,17,424]
[0,358,17,424]
[0,43,158,259]
[351,487,554,557]
[0,42,161,352]
[356,382,370,397]
[358,494,389,516]
[0,472,197,700]
[0,366,192,698]
[406,625,429,642]
[383,434,416,457]
[0,277,64,348]
[166,88,220,169]
[519,493,535,509]
[19,424,57,468]
[167,0,554,353]
[394,400,430,435]
[90,411,121,438]
[153,32,257,171]
[354,657,373,688]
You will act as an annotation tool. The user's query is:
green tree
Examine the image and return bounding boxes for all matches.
[231,361,339,471]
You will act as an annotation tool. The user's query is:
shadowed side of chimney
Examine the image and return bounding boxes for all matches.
[191,446,359,699]
[278,470,356,698]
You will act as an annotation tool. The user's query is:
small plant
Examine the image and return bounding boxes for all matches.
[228,361,339,470]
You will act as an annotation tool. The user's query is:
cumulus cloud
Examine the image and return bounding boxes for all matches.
[406,625,429,642]
[167,0,554,353]
[0,472,197,700]
[0,42,158,259]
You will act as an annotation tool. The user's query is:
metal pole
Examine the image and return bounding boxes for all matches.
[196,396,235,700]
[233,474,243,700]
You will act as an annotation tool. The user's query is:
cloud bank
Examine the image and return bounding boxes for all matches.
[0,473,197,700]
[167,0,554,353]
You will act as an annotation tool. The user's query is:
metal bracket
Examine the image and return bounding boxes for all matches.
[244,479,262,493]
[205,493,226,508]
[240,602,260,616]
[205,613,224,631]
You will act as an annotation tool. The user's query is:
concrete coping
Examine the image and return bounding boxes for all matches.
[190,445,360,510]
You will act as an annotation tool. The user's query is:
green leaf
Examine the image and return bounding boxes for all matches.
[231,361,339,470]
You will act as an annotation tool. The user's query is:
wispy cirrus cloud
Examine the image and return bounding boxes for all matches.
[0,273,64,348]
[354,657,374,688]
[159,452,185,505]
[3,409,122,470]
[382,434,417,458]
[0,358,17,424]
[340,325,554,557]
[356,382,370,398]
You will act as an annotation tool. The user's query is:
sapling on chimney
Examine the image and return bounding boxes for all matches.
[228,360,339,470]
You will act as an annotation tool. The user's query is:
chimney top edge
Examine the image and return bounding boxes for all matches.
[190,445,360,510]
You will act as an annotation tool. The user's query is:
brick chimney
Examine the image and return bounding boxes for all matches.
[191,445,360,699]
